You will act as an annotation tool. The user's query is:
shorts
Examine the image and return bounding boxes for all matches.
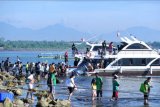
[144,94,149,100]
[112,91,118,98]
[28,84,33,89]
[92,90,97,96]
[68,87,74,94]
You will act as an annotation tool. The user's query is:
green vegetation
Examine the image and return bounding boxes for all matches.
[0,37,86,51]
[0,37,160,51]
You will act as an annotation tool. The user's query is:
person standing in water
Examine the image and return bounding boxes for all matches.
[26,71,35,100]
[47,63,56,99]
[143,77,152,105]
[91,78,97,101]
[110,74,120,101]
[66,73,77,101]
[95,73,103,100]
[64,51,68,65]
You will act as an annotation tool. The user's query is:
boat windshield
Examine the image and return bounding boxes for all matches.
[76,58,90,72]
[117,42,128,51]
[76,58,115,72]
[92,46,103,51]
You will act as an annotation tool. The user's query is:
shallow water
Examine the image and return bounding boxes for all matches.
[1,51,160,106]
[0,51,74,65]
[71,76,160,107]
[18,76,160,107]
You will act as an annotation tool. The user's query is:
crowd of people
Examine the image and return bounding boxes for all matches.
[0,57,68,78]
[0,57,73,101]
[91,73,152,105]
[96,41,114,57]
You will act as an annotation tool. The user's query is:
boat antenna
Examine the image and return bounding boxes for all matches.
[117,31,121,38]
[124,36,133,43]
[130,35,139,42]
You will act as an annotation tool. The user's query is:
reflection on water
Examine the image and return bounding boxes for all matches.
[69,76,160,107]
[19,76,160,107]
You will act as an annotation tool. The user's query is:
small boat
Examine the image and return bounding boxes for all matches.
[38,53,74,59]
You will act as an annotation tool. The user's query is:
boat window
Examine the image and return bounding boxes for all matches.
[151,58,160,66]
[90,58,115,68]
[129,59,133,65]
[117,42,128,51]
[112,58,153,66]
[92,46,110,51]
[112,60,122,66]
[126,43,148,49]
[77,58,115,69]
[92,46,102,51]
[141,59,146,65]
[103,58,115,68]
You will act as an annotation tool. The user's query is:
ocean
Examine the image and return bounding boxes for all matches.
[0,51,74,65]
[0,51,160,107]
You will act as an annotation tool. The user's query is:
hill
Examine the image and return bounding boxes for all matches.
[99,26,160,42]
[0,22,160,42]
[0,22,90,41]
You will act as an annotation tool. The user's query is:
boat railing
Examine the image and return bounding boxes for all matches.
[82,50,158,58]
[89,49,119,57]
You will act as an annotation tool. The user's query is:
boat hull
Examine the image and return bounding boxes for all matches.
[88,69,160,76]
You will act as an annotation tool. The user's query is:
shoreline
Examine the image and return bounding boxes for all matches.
[0,49,68,52]
[0,49,85,52]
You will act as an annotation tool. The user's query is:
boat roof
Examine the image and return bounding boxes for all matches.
[85,36,152,50]
[119,36,152,50]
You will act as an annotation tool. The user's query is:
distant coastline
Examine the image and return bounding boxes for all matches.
[0,38,86,51]
[0,38,160,51]
[0,48,69,51]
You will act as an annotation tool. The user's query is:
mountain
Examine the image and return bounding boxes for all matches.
[0,22,89,41]
[0,22,160,42]
[99,26,160,42]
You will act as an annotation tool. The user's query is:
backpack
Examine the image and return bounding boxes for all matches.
[47,73,52,85]
[139,83,145,93]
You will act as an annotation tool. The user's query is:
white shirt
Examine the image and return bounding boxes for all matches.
[28,74,34,89]
[66,78,75,87]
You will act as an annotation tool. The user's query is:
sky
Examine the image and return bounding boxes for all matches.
[0,1,160,34]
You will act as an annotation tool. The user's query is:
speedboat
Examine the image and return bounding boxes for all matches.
[38,52,74,59]
[73,36,160,76]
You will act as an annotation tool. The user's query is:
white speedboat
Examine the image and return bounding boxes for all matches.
[73,36,160,76]
[38,52,74,59]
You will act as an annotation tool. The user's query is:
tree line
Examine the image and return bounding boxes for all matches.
[0,37,86,51]
[0,37,160,51]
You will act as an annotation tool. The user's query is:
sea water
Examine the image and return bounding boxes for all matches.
[0,51,160,107]
[18,76,160,107]
[0,51,74,65]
